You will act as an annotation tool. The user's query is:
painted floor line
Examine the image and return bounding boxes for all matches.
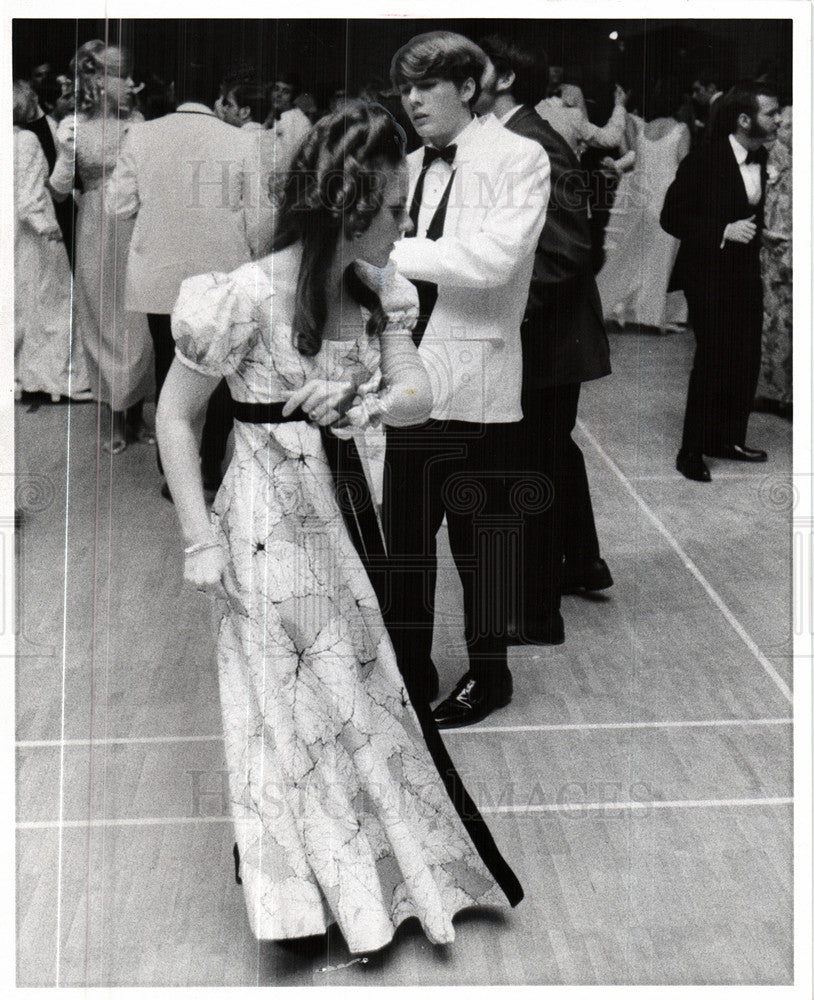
[482,796,794,814]
[576,418,793,705]
[16,735,224,749]
[446,717,793,735]
[15,716,794,749]
[17,796,793,830]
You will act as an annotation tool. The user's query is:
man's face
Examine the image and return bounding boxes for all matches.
[399,77,473,147]
[474,57,499,116]
[745,93,781,145]
[218,89,245,127]
[271,80,294,113]
[30,63,51,94]
[691,80,715,107]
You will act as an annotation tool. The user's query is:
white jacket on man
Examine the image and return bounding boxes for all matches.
[391,113,550,423]
[104,103,257,314]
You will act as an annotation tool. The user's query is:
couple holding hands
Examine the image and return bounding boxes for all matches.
[158,31,551,954]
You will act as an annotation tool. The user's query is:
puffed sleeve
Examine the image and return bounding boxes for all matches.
[343,261,433,429]
[170,264,266,378]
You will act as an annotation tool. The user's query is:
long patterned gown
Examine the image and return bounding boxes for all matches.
[170,245,520,954]
[757,120,792,406]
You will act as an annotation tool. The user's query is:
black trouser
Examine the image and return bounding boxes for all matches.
[147,312,233,481]
[681,273,763,454]
[382,420,518,707]
[514,380,599,631]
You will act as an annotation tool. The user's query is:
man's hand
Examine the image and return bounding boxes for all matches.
[723,215,757,245]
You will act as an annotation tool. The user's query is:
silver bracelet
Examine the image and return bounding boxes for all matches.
[184,539,220,556]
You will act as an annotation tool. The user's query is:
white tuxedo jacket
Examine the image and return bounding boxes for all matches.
[390,114,550,422]
[105,105,256,314]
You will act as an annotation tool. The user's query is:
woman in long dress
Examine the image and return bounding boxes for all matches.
[13,80,89,401]
[596,81,691,332]
[754,104,792,419]
[157,102,522,953]
[49,40,153,452]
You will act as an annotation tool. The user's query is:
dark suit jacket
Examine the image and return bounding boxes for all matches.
[23,114,57,171]
[661,136,766,300]
[503,104,610,387]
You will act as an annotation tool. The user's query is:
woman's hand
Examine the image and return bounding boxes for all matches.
[185,544,247,615]
[56,117,77,154]
[282,379,357,426]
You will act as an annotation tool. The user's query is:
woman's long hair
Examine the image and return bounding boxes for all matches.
[270,100,406,356]
[70,40,131,115]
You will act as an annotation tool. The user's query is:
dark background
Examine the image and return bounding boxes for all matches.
[13,17,793,117]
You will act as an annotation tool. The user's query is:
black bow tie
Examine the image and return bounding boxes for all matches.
[744,148,764,165]
[423,144,457,167]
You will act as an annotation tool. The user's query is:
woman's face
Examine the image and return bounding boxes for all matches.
[98,48,134,109]
[351,162,412,268]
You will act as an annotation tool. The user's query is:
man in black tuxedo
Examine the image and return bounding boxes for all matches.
[475,35,613,642]
[661,81,781,482]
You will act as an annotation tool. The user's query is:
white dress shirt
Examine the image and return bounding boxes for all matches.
[414,118,482,237]
[729,134,762,205]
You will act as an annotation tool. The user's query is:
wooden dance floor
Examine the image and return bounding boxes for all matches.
[15,328,794,986]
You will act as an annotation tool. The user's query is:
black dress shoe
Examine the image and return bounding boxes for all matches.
[432,673,512,729]
[562,557,614,594]
[676,450,711,482]
[705,444,767,462]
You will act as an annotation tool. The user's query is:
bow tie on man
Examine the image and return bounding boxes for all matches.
[744,147,765,165]
[423,143,457,167]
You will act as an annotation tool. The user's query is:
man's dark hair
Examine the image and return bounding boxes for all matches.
[478,35,549,109]
[646,76,687,122]
[390,31,486,107]
[715,79,778,138]
[219,62,257,97]
[693,69,720,90]
[230,82,272,124]
[175,62,217,108]
[272,70,301,93]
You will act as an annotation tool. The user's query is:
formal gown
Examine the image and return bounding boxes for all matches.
[14,127,88,398]
[56,111,153,410]
[597,116,689,331]
[757,130,792,407]
[170,245,517,953]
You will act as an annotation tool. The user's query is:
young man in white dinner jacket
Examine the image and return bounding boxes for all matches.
[384,31,550,728]
[105,64,259,497]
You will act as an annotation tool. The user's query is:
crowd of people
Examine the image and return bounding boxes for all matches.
[13,28,793,956]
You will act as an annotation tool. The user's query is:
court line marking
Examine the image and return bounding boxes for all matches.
[444,717,793,735]
[576,418,793,705]
[14,717,793,749]
[482,797,794,815]
[629,473,772,482]
[16,796,793,830]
